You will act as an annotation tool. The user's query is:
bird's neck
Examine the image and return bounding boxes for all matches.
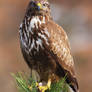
[27,13,51,31]
[26,11,52,22]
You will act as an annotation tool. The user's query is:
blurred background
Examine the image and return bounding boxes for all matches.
[0,0,92,92]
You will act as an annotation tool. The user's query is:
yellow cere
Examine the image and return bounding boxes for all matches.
[37,3,42,9]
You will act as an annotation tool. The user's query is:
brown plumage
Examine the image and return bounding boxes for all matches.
[19,0,79,92]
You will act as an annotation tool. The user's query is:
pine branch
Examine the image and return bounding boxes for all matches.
[12,72,68,92]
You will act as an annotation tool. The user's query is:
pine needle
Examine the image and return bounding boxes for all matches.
[12,73,68,92]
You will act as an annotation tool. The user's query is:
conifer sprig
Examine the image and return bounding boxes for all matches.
[12,73,68,92]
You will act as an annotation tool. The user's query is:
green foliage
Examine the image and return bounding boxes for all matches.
[47,76,68,92]
[12,73,68,92]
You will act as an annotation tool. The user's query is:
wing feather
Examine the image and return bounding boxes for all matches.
[44,20,79,92]
[46,20,75,76]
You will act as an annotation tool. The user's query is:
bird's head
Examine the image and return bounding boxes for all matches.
[26,0,51,16]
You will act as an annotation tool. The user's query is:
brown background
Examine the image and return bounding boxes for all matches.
[0,0,92,92]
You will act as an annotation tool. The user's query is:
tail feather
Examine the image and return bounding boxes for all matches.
[66,76,79,92]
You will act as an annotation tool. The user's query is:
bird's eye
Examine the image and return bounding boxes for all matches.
[31,1,35,7]
[43,4,46,6]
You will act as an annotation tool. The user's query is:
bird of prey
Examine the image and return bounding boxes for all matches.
[19,0,79,92]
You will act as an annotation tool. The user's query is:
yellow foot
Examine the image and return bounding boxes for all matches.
[29,86,32,91]
[36,79,51,92]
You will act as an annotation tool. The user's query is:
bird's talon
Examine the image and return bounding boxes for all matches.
[47,79,51,89]
[37,79,51,92]
[36,82,39,86]
[29,85,32,91]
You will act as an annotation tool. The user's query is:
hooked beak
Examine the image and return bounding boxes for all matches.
[37,3,43,10]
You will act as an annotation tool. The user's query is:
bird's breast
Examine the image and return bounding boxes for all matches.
[19,15,50,56]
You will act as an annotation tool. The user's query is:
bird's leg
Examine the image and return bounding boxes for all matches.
[28,67,33,91]
[36,79,51,92]
[47,78,51,89]
[31,68,32,77]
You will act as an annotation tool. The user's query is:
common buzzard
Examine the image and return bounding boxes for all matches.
[19,0,79,92]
